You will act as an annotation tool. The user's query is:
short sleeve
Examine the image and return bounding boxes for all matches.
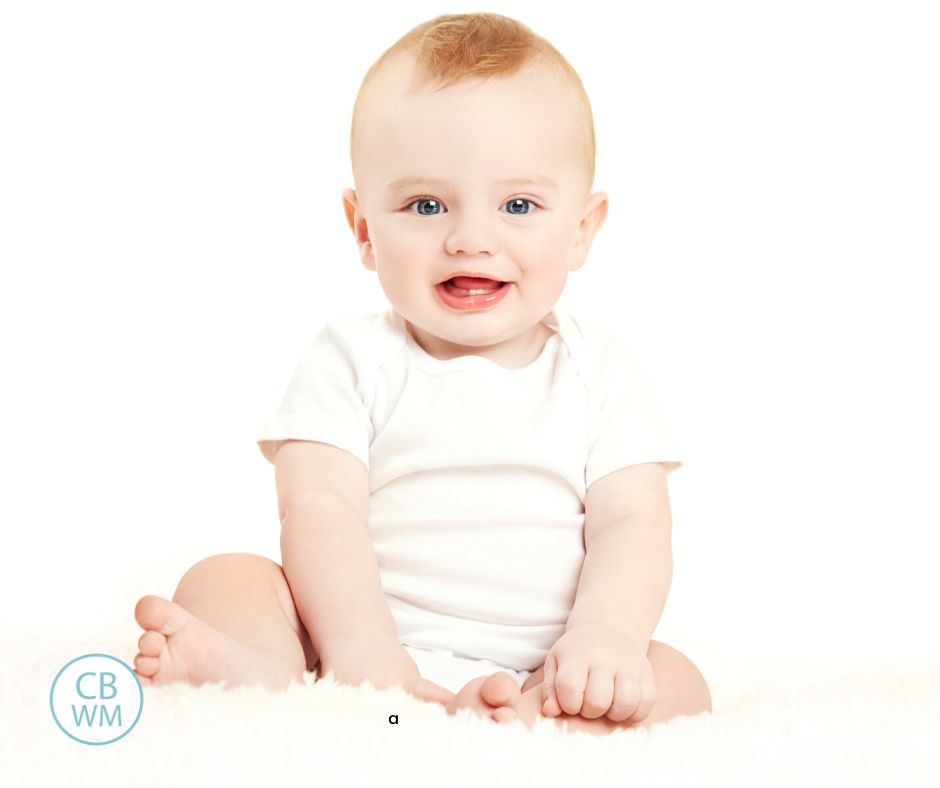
[585,334,683,489]
[256,323,373,468]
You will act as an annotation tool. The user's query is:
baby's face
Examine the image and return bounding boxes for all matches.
[344,54,608,363]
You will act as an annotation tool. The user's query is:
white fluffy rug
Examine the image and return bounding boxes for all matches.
[5,624,939,788]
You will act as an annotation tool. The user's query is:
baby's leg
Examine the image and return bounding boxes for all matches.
[133,552,317,691]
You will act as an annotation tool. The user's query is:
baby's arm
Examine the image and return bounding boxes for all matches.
[276,439,395,648]
[274,439,454,705]
[541,462,673,721]
[568,462,673,644]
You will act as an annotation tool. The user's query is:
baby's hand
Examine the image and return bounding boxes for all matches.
[318,632,455,707]
[540,623,655,724]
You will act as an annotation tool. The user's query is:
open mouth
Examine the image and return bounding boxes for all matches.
[434,277,512,311]
[439,277,506,296]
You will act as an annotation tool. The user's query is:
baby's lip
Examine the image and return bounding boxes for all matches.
[435,270,511,285]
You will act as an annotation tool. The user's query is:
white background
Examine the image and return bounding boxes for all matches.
[1,0,937,680]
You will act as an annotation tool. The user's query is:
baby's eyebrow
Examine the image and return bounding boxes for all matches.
[387,175,559,192]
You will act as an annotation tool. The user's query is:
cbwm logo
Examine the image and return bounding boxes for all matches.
[50,653,143,745]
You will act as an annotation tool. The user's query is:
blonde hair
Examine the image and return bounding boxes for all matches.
[349,13,597,187]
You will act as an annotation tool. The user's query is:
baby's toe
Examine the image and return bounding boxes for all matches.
[134,594,182,635]
[137,629,166,657]
[134,653,160,678]
[492,706,518,725]
[480,672,520,708]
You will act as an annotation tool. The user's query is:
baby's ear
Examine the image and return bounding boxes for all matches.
[341,188,376,271]
[341,188,360,234]
[571,191,609,268]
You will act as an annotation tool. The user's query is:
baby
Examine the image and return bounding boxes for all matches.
[131,12,712,735]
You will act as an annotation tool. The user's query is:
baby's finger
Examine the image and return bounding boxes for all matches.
[411,677,456,706]
[553,660,587,716]
[607,672,641,722]
[542,686,562,716]
[541,652,561,716]
[581,668,614,720]
[629,673,657,723]
[540,653,555,704]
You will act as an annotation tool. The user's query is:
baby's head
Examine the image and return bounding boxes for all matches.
[342,13,609,363]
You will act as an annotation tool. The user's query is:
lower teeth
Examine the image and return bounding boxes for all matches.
[447,282,501,296]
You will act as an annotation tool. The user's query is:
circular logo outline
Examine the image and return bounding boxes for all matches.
[50,652,144,745]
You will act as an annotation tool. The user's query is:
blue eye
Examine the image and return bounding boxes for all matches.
[504,198,535,215]
[405,196,539,216]
[410,197,444,216]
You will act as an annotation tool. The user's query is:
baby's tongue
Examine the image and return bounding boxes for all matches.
[450,276,502,290]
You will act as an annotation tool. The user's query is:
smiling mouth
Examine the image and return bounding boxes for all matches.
[442,279,504,295]
[435,279,513,310]
[436,274,509,292]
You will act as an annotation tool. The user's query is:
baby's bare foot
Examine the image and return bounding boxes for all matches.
[132,594,300,692]
[446,672,522,725]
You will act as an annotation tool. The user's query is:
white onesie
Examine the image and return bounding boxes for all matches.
[256,307,683,693]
